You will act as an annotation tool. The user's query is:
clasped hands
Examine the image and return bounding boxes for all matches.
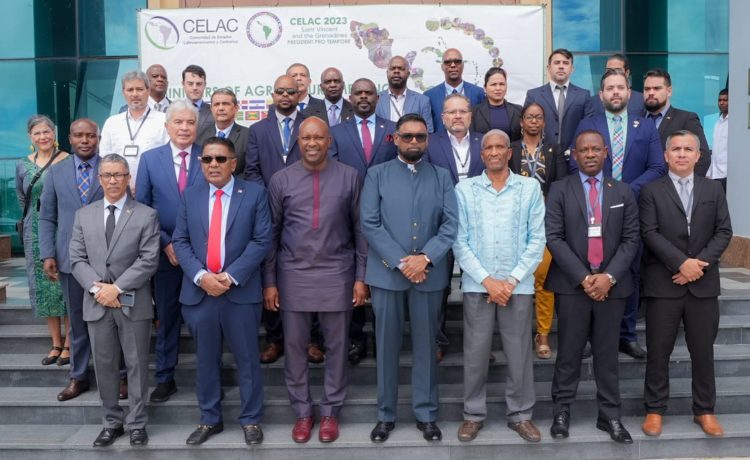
[673,258,708,285]
[481,277,515,306]
[581,274,611,302]
[93,282,121,308]
[400,255,429,284]
[201,272,233,297]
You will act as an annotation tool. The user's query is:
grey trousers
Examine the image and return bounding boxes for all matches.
[463,293,535,423]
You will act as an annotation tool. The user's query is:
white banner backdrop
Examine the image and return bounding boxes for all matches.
[138,5,544,125]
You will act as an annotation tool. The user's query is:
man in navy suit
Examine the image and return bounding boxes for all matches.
[303,67,354,126]
[524,48,594,149]
[375,56,434,132]
[329,78,396,364]
[172,136,272,446]
[182,65,214,134]
[572,68,666,360]
[424,48,485,132]
[136,100,204,403]
[39,118,104,402]
[591,54,644,116]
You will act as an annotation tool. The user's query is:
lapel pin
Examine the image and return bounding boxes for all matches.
[607,182,613,188]
[238,188,244,194]
[633,120,640,128]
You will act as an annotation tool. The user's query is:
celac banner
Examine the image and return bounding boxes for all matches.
[138,5,544,125]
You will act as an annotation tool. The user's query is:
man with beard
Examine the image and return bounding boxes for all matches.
[287,63,323,112]
[591,54,644,115]
[119,64,171,113]
[643,69,711,176]
[265,117,367,443]
[375,56,434,132]
[303,67,353,126]
[573,68,665,360]
[329,78,397,365]
[360,113,458,443]
[424,48,485,132]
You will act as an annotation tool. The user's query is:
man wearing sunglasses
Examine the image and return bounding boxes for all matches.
[173,137,272,446]
[424,48,486,132]
[302,67,354,127]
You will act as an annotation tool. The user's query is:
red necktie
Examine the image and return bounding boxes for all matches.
[206,189,223,273]
[178,151,188,194]
[361,119,373,164]
[587,177,603,269]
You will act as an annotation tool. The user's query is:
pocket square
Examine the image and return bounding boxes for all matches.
[610,203,624,208]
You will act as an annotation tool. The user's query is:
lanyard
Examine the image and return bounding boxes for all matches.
[126,109,151,142]
[390,94,404,118]
[584,180,602,224]
[451,145,470,170]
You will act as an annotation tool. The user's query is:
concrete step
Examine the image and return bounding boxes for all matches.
[1,415,750,460]
[1,376,749,425]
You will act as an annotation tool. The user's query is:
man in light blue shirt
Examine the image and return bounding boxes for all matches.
[453,129,545,443]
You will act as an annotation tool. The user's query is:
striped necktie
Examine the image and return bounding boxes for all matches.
[611,116,624,180]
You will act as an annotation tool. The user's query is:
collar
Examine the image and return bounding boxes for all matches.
[74,154,98,168]
[127,108,150,122]
[444,81,464,95]
[192,99,204,109]
[720,113,729,120]
[324,98,343,111]
[389,90,406,100]
[396,155,423,171]
[215,123,234,137]
[647,103,670,120]
[549,81,570,93]
[605,110,628,122]
[299,95,310,106]
[275,109,297,123]
[103,193,128,211]
[478,169,518,188]
[149,95,168,106]
[578,170,604,184]
[170,142,193,157]
[447,131,470,147]
[209,176,235,198]
[668,171,694,183]
[354,113,377,126]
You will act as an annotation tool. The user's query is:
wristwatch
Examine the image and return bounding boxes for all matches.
[507,276,519,287]
[605,273,617,286]
[420,253,432,266]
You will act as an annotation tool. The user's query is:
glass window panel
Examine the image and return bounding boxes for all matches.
[666,0,728,52]
[76,59,138,128]
[0,0,35,58]
[553,0,621,52]
[0,61,39,158]
[79,0,146,56]
[665,54,728,122]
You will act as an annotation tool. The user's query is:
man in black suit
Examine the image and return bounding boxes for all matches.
[182,65,214,133]
[545,130,639,444]
[303,67,353,126]
[639,130,732,438]
[287,63,323,112]
[643,69,710,176]
[196,88,248,175]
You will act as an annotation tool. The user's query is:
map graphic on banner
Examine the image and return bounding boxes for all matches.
[139,5,544,126]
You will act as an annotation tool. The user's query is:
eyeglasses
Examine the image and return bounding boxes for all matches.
[443,59,463,66]
[274,88,298,95]
[199,155,234,164]
[99,173,129,181]
[444,109,470,116]
[523,115,545,121]
[397,133,428,142]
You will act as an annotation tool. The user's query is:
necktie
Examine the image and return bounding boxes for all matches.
[77,162,91,204]
[328,105,339,126]
[556,85,566,143]
[678,177,692,219]
[105,205,116,248]
[206,189,224,273]
[177,151,188,194]
[648,112,663,129]
[282,117,292,154]
[361,119,373,164]
[217,131,226,139]
[611,115,624,180]
[298,102,306,111]
[451,89,458,95]
[586,177,604,269]
[154,102,161,112]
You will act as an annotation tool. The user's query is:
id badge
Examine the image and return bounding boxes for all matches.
[123,145,139,157]
[588,224,602,238]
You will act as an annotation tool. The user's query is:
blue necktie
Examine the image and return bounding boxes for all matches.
[77,162,91,204]
[298,102,306,111]
[217,131,226,139]
[282,118,292,153]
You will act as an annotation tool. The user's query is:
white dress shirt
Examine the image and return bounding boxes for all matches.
[448,132,471,181]
[170,142,193,181]
[193,177,238,285]
[389,91,406,121]
[708,114,728,180]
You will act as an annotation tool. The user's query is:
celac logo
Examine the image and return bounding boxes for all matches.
[145,16,180,50]
[246,12,282,48]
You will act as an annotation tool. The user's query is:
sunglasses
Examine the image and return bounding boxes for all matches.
[274,88,298,95]
[199,155,234,164]
[443,59,463,66]
[397,133,428,142]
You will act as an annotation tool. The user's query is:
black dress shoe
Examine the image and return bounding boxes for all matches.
[57,378,90,402]
[93,426,124,447]
[370,421,395,443]
[416,421,442,441]
[150,380,178,403]
[550,410,570,439]
[596,418,633,444]
[186,423,224,445]
[348,343,366,365]
[582,343,592,359]
[619,341,646,359]
[242,424,263,445]
[130,428,148,446]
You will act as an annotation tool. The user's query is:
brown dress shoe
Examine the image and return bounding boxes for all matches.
[119,379,128,400]
[57,378,90,401]
[307,344,325,364]
[457,420,483,442]
[260,343,283,364]
[693,414,724,437]
[508,420,541,442]
[642,413,662,436]
[436,348,445,363]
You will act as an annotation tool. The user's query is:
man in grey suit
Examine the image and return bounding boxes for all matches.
[196,88,249,175]
[39,118,104,402]
[360,113,458,443]
[69,154,160,447]
[375,56,434,132]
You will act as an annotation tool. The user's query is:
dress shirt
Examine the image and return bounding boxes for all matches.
[708,114,728,179]
[453,170,546,295]
[448,132,471,181]
[73,154,99,184]
[324,98,344,123]
[354,113,376,145]
[275,109,298,157]
[298,95,310,111]
[149,96,170,112]
[549,81,568,103]
[170,142,193,181]
[444,81,465,97]
[579,170,604,211]
[215,123,234,139]
[605,110,629,152]
[192,99,205,109]
[193,177,238,285]
[102,194,128,227]
[389,91,406,120]
[646,103,670,129]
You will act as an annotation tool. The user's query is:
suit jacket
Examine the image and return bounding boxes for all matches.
[69,197,160,321]
[640,175,732,298]
[172,178,272,306]
[592,89,645,116]
[196,123,249,175]
[196,102,214,134]
[375,89,434,133]
[360,159,458,292]
[329,116,397,179]
[425,130,484,185]
[524,83,593,150]
[572,114,666,198]
[509,141,568,196]
[302,98,354,126]
[470,99,523,142]
[648,106,711,177]
[545,174,640,298]
[39,156,104,274]
[244,110,305,186]
[135,142,204,270]
[424,81,486,132]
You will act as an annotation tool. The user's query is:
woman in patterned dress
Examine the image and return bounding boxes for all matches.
[15,115,70,365]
